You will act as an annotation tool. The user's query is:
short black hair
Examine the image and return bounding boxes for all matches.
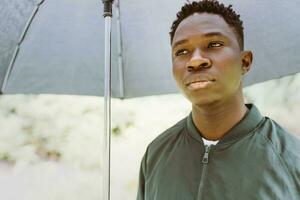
[169,0,244,50]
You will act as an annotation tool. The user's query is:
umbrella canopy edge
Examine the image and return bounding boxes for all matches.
[1,0,45,95]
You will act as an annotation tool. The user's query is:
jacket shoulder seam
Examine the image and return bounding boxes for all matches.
[261,134,294,178]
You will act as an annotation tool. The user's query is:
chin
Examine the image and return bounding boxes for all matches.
[187,94,220,107]
[193,99,219,107]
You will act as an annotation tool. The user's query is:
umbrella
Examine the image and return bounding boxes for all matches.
[1,0,300,98]
[1,0,300,199]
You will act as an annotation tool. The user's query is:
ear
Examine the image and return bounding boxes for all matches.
[241,51,253,75]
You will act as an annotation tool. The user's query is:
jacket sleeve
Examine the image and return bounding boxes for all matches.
[136,148,148,200]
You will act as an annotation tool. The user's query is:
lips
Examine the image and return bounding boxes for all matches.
[184,75,216,86]
[186,79,214,86]
[183,75,216,91]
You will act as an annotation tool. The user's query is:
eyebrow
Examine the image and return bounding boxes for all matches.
[172,32,225,49]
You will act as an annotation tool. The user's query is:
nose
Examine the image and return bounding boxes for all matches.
[186,48,211,72]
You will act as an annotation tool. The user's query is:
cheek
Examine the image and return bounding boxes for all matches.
[172,66,183,84]
[172,59,185,77]
[220,62,243,91]
[172,64,188,91]
[218,48,241,64]
[217,52,243,75]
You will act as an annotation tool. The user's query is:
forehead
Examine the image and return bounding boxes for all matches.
[172,13,236,47]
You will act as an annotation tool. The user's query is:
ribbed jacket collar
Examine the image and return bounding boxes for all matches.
[186,104,264,146]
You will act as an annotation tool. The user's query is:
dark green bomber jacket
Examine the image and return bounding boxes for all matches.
[136,104,300,200]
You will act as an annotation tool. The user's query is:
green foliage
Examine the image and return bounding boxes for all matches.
[0,152,11,161]
[112,126,121,136]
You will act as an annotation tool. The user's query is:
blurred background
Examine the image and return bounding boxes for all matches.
[0,74,299,200]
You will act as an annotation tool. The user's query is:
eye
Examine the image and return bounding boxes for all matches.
[207,41,224,48]
[175,49,189,57]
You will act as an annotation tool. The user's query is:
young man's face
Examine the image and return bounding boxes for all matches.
[172,13,251,106]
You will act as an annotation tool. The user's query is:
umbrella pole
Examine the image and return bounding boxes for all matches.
[102,1,113,200]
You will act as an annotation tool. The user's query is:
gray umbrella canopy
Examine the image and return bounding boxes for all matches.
[1,0,300,98]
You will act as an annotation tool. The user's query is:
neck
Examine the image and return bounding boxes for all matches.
[192,90,248,141]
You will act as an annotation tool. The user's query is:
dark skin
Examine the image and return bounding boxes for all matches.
[172,13,253,141]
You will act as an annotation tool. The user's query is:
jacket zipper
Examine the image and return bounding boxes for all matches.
[197,144,212,199]
[202,145,211,164]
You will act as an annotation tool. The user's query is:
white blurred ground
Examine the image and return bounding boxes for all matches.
[0,75,299,200]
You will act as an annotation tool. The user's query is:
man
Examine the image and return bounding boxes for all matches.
[136,0,300,199]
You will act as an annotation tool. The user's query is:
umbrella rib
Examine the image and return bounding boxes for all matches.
[1,0,46,93]
[115,0,125,98]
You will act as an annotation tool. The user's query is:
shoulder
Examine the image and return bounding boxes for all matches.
[261,117,300,154]
[143,116,187,168]
[260,117,300,175]
[147,116,187,152]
